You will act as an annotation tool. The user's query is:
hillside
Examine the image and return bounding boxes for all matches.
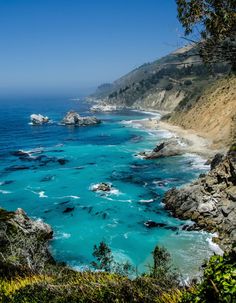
[166,75,236,149]
[91,45,229,112]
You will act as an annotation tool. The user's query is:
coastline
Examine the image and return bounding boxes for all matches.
[131,112,221,159]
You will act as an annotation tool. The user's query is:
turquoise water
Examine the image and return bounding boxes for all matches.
[0,98,215,279]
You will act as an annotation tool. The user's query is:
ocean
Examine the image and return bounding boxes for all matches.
[0,97,217,279]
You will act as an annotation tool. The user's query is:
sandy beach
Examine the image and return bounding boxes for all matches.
[136,117,222,158]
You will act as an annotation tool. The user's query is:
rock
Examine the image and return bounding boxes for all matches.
[226,187,236,201]
[63,207,75,213]
[61,111,101,126]
[198,200,216,213]
[210,153,224,170]
[92,183,112,192]
[11,150,29,157]
[163,145,236,252]
[57,158,69,165]
[144,220,166,228]
[140,139,184,159]
[0,180,14,186]
[41,175,55,182]
[30,114,49,125]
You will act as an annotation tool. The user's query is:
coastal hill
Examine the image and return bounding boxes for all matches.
[91,45,235,149]
[91,44,229,112]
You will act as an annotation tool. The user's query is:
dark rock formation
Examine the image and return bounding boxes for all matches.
[139,140,184,159]
[163,144,236,252]
[92,183,112,192]
[57,158,69,165]
[0,208,53,276]
[61,111,101,126]
[144,220,167,229]
[63,207,75,213]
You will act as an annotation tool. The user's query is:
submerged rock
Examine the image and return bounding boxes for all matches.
[61,111,101,126]
[144,220,166,229]
[63,207,75,213]
[57,158,69,165]
[5,165,30,171]
[30,114,49,125]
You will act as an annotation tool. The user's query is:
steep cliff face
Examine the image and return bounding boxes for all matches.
[91,45,228,112]
[163,144,236,252]
[167,76,236,149]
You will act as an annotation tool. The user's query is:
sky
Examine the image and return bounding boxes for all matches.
[0,0,185,97]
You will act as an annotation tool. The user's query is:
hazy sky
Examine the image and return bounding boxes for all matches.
[0,0,184,97]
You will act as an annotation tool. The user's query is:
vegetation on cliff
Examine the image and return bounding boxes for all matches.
[176,0,236,72]
[0,205,235,302]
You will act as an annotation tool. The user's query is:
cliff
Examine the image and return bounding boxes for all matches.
[167,75,236,149]
[163,144,236,252]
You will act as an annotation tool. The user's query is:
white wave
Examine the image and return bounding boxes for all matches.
[54,195,80,200]
[0,189,11,194]
[207,234,224,256]
[131,109,161,118]
[134,153,146,159]
[26,187,48,198]
[54,232,71,240]
[24,147,44,155]
[39,191,48,198]
[120,119,143,129]
[139,199,154,203]
[184,153,209,170]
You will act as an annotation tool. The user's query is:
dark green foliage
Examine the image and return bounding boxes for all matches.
[165,83,174,90]
[91,241,113,272]
[181,252,236,303]
[184,80,192,86]
[148,246,180,288]
[176,0,236,71]
[91,241,135,276]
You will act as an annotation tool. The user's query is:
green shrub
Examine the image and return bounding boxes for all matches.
[181,252,236,303]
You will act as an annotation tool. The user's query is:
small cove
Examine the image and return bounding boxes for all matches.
[0,97,218,279]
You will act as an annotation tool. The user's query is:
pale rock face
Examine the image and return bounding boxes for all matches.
[163,145,236,252]
[62,111,101,126]
[30,114,49,125]
[198,200,216,213]
[62,111,81,125]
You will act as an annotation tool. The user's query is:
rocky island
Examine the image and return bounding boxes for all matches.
[30,114,50,125]
[61,110,101,126]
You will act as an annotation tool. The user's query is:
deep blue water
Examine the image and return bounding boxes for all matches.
[0,97,215,278]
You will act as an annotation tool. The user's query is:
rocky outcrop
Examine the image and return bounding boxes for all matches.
[0,208,54,275]
[91,183,112,192]
[30,114,49,125]
[139,140,184,159]
[163,144,236,252]
[62,111,101,126]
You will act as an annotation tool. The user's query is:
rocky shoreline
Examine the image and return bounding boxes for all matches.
[163,144,236,252]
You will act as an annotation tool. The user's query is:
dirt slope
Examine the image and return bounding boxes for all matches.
[169,75,236,149]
